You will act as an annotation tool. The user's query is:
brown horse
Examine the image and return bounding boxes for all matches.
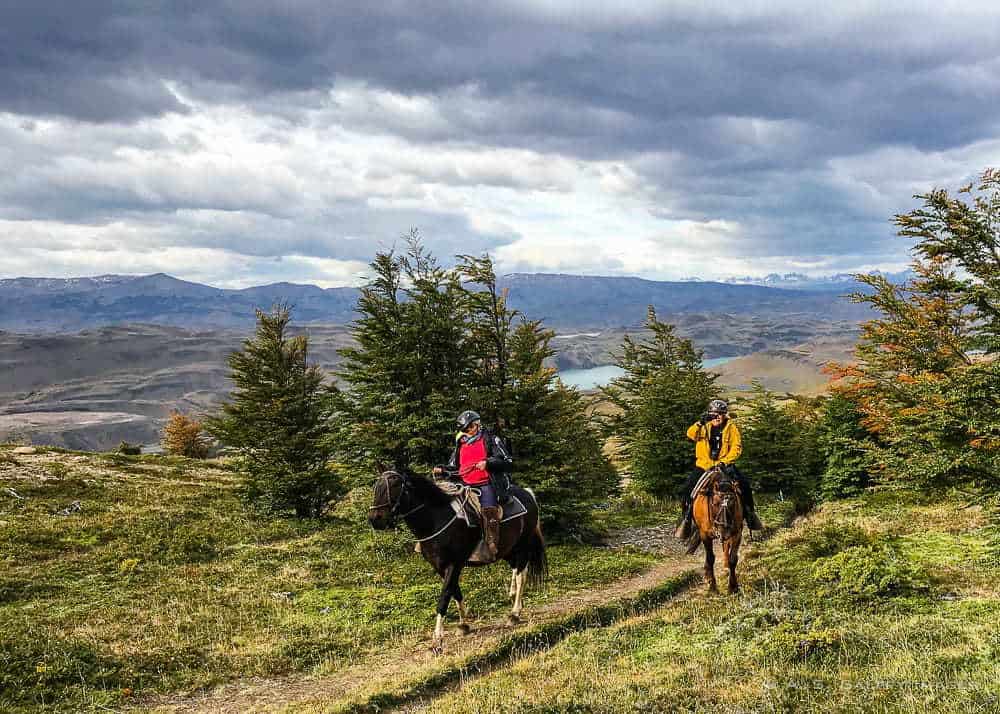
[688,465,744,593]
[368,468,547,652]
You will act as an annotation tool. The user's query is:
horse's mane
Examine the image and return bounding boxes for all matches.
[402,470,453,506]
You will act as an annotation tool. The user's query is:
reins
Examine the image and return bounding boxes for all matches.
[372,470,461,544]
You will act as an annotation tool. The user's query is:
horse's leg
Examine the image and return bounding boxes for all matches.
[454,571,472,635]
[726,535,741,594]
[508,568,518,600]
[704,538,717,592]
[509,568,526,624]
[432,564,456,652]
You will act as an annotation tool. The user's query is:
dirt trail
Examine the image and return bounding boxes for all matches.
[148,529,699,714]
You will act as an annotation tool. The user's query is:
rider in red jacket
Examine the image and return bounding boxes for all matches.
[433,410,513,560]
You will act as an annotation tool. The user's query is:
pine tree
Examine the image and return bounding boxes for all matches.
[207,305,340,517]
[459,255,618,537]
[816,392,871,500]
[600,307,719,499]
[333,234,469,478]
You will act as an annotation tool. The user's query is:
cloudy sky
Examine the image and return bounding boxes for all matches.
[2,2,999,287]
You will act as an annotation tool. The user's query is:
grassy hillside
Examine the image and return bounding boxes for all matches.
[0,447,661,713]
[415,492,1000,713]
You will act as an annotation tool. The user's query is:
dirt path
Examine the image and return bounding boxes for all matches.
[148,529,699,714]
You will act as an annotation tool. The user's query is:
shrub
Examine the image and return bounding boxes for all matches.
[811,544,927,599]
[161,413,210,459]
[117,441,142,456]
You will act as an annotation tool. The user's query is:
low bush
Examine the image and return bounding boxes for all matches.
[811,543,928,599]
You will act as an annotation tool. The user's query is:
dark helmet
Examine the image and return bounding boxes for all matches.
[456,410,481,430]
[708,399,729,415]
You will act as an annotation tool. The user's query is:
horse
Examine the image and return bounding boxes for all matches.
[368,468,548,652]
[688,465,744,593]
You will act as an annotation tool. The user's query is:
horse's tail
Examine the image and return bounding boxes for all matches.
[523,489,548,587]
[684,529,702,555]
[526,521,548,588]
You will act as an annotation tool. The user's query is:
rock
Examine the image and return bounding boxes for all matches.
[12,446,36,455]
[55,501,82,516]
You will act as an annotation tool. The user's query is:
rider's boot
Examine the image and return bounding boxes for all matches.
[742,490,764,531]
[482,507,502,561]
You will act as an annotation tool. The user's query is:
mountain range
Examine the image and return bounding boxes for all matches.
[0,271,875,333]
[719,269,914,291]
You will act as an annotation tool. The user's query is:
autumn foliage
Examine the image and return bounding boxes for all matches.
[830,169,1000,492]
[161,412,211,459]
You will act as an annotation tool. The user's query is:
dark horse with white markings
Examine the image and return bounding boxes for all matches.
[368,467,547,652]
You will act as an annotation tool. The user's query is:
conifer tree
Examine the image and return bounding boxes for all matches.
[333,234,469,477]
[816,391,871,500]
[207,305,340,517]
[459,255,618,536]
[738,381,803,498]
[600,307,719,499]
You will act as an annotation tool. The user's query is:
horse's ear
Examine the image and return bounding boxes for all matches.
[374,460,388,475]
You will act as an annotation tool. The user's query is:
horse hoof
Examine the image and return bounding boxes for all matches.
[430,641,444,655]
[458,623,471,636]
[507,614,521,626]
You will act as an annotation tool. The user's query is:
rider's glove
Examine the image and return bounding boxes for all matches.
[698,412,710,425]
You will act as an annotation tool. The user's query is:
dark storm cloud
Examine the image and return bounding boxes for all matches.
[4,2,1000,278]
[7,2,999,155]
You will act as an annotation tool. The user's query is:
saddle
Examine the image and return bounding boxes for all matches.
[432,479,530,564]
[434,479,528,528]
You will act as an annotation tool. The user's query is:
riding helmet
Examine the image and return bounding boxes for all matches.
[456,410,481,429]
[708,399,729,414]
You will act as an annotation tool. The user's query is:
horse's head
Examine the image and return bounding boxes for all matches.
[708,467,742,532]
[368,468,410,530]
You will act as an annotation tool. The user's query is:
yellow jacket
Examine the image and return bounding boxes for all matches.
[686,418,742,470]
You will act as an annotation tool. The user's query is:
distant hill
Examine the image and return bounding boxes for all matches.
[0,273,359,332]
[0,272,872,332]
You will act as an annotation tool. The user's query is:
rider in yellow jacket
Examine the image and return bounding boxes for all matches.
[676,399,764,539]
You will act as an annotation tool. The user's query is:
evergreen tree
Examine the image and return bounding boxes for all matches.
[207,305,341,517]
[816,392,871,500]
[600,307,719,499]
[333,234,469,478]
[738,381,803,498]
[460,255,619,537]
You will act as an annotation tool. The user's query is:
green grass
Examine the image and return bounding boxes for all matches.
[0,449,660,713]
[415,493,1000,713]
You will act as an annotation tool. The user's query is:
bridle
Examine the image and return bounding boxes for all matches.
[369,470,424,526]
[708,467,740,537]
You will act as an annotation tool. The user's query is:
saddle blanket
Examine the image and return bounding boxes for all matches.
[450,493,528,527]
